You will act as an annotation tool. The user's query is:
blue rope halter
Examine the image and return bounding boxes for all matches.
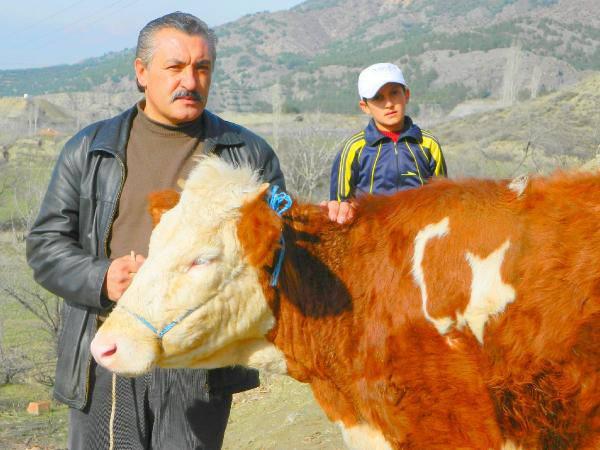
[267,185,292,287]
[118,304,200,339]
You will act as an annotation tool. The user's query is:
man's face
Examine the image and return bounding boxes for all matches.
[135,28,213,125]
[359,82,410,133]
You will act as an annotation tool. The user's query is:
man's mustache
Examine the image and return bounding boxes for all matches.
[171,90,205,103]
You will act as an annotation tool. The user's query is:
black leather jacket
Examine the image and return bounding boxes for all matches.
[26,106,285,409]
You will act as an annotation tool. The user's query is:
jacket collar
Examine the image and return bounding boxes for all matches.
[364,115,422,146]
[89,104,244,159]
[89,105,137,160]
[202,109,245,149]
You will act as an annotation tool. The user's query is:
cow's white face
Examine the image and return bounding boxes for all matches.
[90,158,286,376]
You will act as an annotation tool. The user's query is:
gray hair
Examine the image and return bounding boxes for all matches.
[135,12,217,92]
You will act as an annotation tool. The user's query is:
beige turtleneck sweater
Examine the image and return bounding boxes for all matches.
[109,104,205,258]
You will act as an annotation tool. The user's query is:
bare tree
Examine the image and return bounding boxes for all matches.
[0,162,62,386]
[8,162,51,240]
[0,282,62,353]
[271,82,283,151]
[0,319,33,385]
[276,112,347,202]
[530,66,542,100]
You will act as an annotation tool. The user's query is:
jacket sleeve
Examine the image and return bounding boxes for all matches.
[330,149,343,201]
[26,135,111,310]
[330,139,359,201]
[428,137,448,177]
[258,141,286,191]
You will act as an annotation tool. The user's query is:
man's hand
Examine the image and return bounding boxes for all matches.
[320,200,356,224]
[103,253,145,302]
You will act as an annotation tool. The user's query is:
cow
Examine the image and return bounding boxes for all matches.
[91,156,600,449]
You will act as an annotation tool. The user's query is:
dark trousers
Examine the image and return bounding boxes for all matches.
[68,361,232,450]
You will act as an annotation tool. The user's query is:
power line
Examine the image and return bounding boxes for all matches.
[2,0,90,40]
[2,0,142,69]
[10,0,136,50]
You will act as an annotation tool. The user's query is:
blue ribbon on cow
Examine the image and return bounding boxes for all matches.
[117,304,199,339]
[267,185,292,287]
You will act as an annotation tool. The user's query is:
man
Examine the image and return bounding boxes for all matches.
[26,12,284,450]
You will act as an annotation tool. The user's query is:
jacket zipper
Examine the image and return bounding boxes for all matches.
[404,142,424,185]
[84,153,126,405]
[394,141,400,186]
[102,154,126,258]
[369,142,383,194]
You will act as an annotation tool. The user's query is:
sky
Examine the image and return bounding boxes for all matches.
[0,0,305,70]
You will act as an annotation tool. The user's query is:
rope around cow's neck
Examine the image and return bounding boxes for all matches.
[267,185,293,287]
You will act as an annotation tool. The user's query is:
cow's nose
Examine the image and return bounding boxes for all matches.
[90,336,118,366]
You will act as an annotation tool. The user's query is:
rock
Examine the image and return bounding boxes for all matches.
[26,401,51,415]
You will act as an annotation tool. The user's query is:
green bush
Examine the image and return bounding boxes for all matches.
[276,53,309,70]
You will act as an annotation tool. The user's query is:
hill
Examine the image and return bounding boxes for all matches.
[0,0,598,114]
[1,74,597,206]
[437,72,600,177]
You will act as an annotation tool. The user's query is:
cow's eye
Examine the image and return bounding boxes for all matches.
[192,256,212,266]
[188,247,221,272]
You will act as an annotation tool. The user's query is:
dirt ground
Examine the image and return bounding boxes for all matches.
[224,374,345,450]
[0,374,344,450]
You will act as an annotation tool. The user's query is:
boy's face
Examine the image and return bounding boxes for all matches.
[359,82,410,133]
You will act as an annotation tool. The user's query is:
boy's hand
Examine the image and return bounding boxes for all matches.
[320,200,356,224]
[103,253,146,302]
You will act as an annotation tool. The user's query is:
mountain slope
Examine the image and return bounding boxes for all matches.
[0,0,598,114]
[437,72,600,177]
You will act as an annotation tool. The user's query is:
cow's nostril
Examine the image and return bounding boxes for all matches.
[101,344,117,358]
[91,338,118,364]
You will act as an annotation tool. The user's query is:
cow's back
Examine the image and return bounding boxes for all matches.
[329,173,600,448]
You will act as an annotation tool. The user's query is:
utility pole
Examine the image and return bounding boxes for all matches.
[271,81,283,150]
[501,42,522,106]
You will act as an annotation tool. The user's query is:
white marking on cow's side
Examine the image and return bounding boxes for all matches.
[509,175,528,197]
[412,217,454,334]
[456,240,515,344]
[502,440,524,450]
[337,422,393,450]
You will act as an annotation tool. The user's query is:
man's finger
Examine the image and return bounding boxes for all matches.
[120,259,141,272]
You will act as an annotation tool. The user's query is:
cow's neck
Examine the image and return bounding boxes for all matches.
[267,203,355,382]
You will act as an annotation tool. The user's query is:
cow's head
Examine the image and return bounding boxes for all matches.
[90,157,286,376]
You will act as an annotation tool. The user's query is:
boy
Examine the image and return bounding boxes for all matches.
[327,63,447,223]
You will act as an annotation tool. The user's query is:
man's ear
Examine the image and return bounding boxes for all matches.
[237,186,283,270]
[134,58,148,91]
[147,190,180,227]
[404,87,410,104]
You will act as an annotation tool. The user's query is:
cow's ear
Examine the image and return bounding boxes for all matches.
[242,182,270,204]
[237,185,282,270]
[147,190,181,227]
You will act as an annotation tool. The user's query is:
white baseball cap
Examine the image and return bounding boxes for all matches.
[358,63,407,99]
